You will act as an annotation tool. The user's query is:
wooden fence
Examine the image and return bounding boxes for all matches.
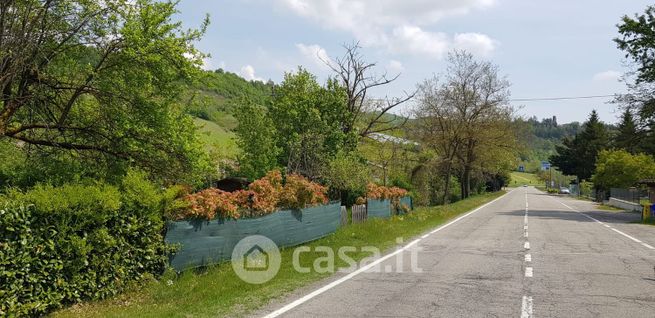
[352,204,367,224]
[340,206,348,226]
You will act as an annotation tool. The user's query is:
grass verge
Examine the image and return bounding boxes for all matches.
[510,172,542,187]
[52,191,505,318]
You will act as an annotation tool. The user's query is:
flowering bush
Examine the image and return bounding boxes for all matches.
[175,170,329,220]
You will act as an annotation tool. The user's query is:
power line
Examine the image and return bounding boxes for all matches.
[509,94,616,102]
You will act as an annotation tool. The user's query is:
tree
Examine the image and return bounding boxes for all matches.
[0,0,209,183]
[235,68,357,181]
[615,6,655,84]
[234,100,280,180]
[414,51,516,202]
[550,110,608,181]
[327,43,415,137]
[592,149,655,190]
[613,108,640,153]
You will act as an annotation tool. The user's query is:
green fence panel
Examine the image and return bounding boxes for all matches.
[166,202,341,271]
[400,196,413,210]
[367,199,391,218]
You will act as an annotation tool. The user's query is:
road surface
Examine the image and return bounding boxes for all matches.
[256,187,655,317]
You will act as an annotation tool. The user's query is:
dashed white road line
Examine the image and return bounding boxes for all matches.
[525,267,533,277]
[522,189,534,317]
[550,197,655,250]
[521,295,533,318]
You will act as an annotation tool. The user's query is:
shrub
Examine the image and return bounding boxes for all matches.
[366,183,408,200]
[174,170,329,220]
[0,175,173,317]
[279,174,328,209]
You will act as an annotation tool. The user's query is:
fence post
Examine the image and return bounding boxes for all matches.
[340,206,348,226]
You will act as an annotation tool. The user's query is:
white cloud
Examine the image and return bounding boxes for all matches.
[239,65,264,82]
[387,26,449,58]
[387,60,404,73]
[593,70,621,82]
[453,33,497,57]
[277,0,498,58]
[296,43,333,69]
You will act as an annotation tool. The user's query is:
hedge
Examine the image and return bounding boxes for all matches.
[0,171,174,317]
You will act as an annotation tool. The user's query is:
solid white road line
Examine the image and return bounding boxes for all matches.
[550,197,655,250]
[525,267,533,277]
[524,241,530,249]
[525,254,531,262]
[261,189,516,318]
[521,296,533,318]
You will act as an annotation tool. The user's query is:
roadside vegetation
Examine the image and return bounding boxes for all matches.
[52,192,504,318]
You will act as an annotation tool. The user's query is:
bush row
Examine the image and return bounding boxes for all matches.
[0,171,174,317]
[170,170,328,220]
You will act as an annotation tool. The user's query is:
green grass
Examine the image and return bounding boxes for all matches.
[510,172,542,187]
[194,117,239,158]
[52,191,505,318]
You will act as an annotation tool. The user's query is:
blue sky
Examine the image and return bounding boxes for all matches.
[175,0,652,124]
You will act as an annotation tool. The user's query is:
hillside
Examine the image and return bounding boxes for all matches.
[185,69,274,157]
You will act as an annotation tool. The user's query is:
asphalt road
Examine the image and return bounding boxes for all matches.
[256,187,655,317]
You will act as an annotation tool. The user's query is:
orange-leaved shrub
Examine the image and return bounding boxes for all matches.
[366,183,408,200]
[280,173,328,209]
[177,188,240,220]
[173,170,328,220]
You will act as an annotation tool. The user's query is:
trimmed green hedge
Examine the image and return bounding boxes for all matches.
[0,171,174,317]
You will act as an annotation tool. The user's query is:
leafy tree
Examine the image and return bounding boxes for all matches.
[592,149,655,190]
[550,110,608,181]
[615,6,655,83]
[0,0,210,184]
[414,51,516,202]
[269,68,357,179]
[613,108,640,153]
[234,100,280,180]
[324,150,371,204]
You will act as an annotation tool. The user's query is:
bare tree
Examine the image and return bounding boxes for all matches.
[325,42,415,137]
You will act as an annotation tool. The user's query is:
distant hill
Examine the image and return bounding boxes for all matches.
[185,70,274,157]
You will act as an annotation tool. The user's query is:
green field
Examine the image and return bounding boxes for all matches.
[194,117,239,158]
[510,172,542,187]
[52,192,505,318]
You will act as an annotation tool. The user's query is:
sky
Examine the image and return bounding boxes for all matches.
[174,0,652,124]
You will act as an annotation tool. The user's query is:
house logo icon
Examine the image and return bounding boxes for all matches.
[232,235,281,284]
[243,245,269,271]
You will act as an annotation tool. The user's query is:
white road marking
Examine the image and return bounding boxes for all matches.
[521,296,533,318]
[524,225,528,230]
[525,267,533,277]
[525,254,532,262]
[524,242,530,249]
[550,197,654,250]
[261,190,515,318]
[524,231,529,238]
